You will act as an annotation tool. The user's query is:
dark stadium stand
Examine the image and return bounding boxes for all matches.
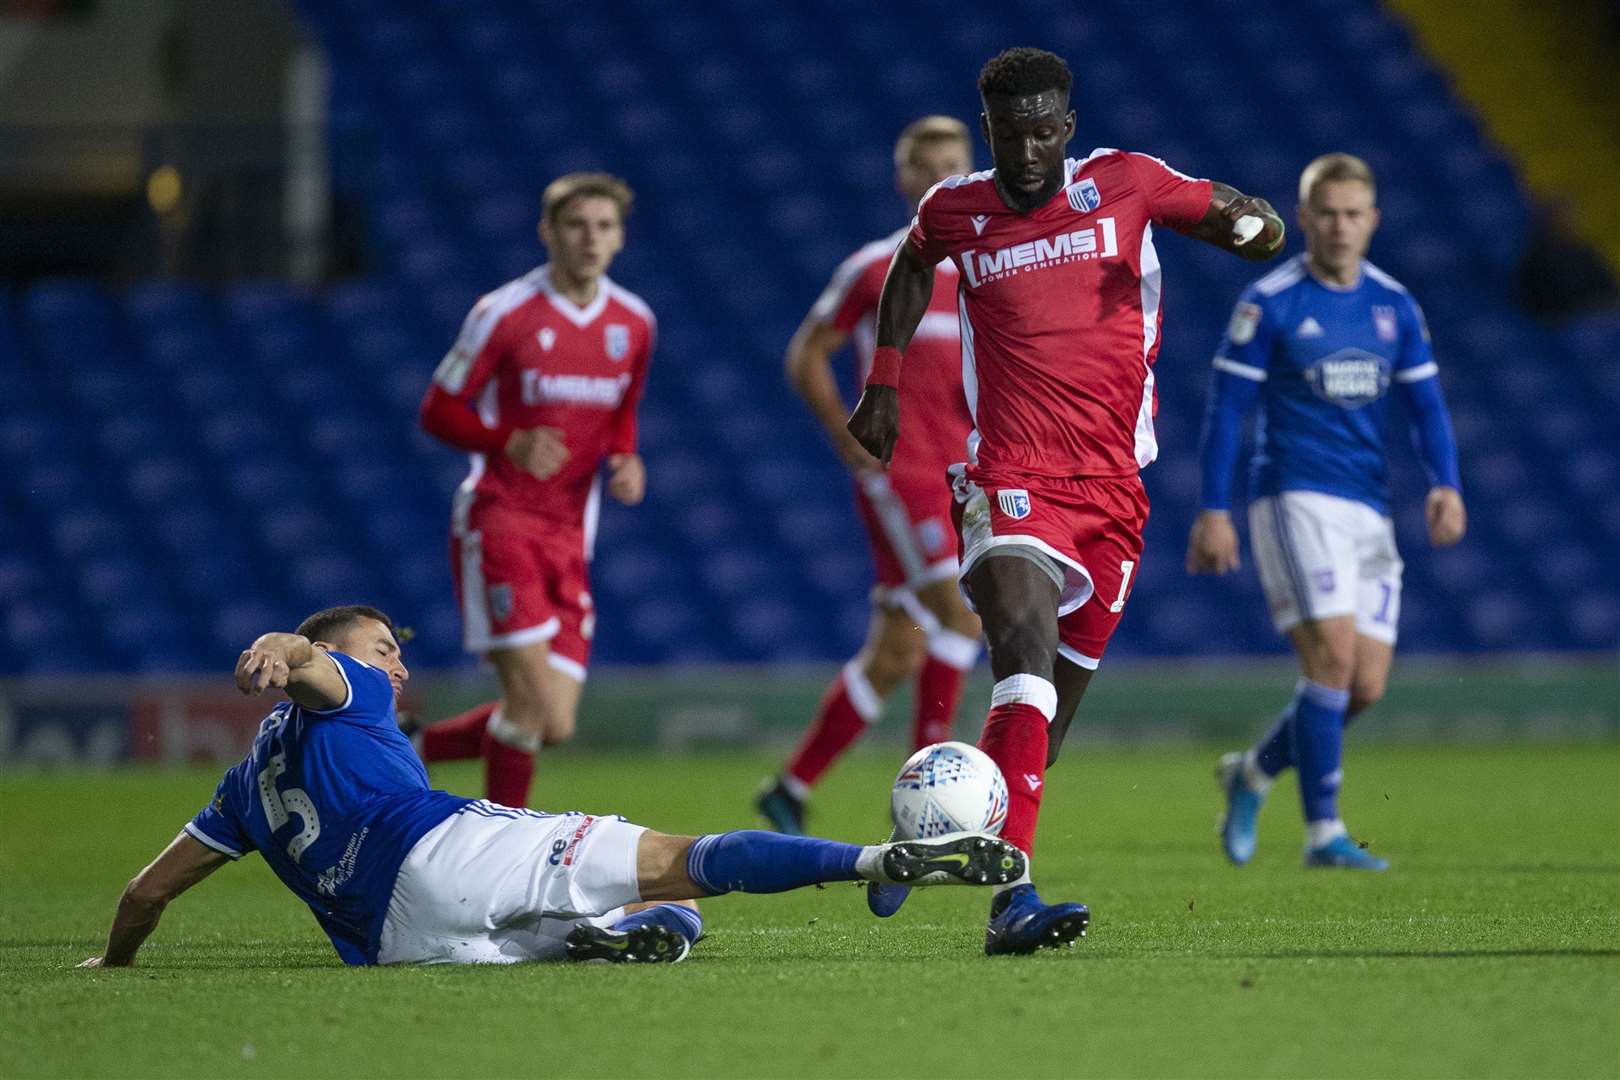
[2,0,1615,673]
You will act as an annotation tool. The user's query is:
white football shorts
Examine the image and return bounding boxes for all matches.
[1248,490,1403,644]
[377,801,646,965]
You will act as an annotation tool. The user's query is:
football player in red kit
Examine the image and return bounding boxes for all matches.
[848,48,1286,953]
[416,173,654,808]
[756,117,983,834]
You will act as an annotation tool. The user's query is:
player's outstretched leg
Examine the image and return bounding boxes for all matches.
[565,903,703,965]
[660,830,1024,899]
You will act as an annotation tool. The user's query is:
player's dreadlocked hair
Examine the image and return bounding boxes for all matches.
[977,47,1073,101]
[296,604,397,645]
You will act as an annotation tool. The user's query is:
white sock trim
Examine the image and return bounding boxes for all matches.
[1240,749,1274,794]
[854,845,885,881]
[1305,819,1348,850]
[925,627,981,670]
[990,674,1057,722]
[486,707,542,753]
[841,659,884,722]
[778,772,811,801]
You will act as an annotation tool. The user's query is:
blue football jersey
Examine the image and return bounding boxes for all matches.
[1212,255,1440,514]
[185,651,471,965]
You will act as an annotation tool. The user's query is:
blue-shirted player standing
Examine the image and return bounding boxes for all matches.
[79,605,1024,968]
[1186,154,1466,870]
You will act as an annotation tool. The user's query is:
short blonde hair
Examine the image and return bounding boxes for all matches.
[894,115,972,171]
[1299,153,1376,204]
[542,172,634,224]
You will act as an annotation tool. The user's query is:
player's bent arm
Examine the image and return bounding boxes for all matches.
[1183,182,1286,260]
[235,632,349,711]
[85,832,230,968]
[786,319,879,470]
[418,384,513,456]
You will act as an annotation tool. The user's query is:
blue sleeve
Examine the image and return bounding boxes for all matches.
[1198,290,1270,510]
[185,773,252,859]
[1390,295,1460,490]
[308,651,396,727]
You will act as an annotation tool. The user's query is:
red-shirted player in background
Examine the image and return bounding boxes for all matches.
[414,173,655,808]
[849,49,1286,953]
[755,117,983,834]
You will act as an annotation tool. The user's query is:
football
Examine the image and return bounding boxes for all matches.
[890,741,1009,839]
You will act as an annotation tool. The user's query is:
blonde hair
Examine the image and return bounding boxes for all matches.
[894,115,971,171]
[1298,153,1376,204]
[541,172,634,223]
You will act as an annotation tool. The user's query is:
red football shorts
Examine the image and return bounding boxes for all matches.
[450,514,593,680]
[852,469,960,601]
[953,470,1148,668]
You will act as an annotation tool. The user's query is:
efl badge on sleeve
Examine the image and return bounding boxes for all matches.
[997,489,1032,520]
[1372,305,1398,343]
[487,583,514,622]
[1228,302,1261,345]
[604,324,630,361]
[1066,178,1102,213]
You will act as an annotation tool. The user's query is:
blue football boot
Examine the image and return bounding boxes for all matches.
[983,883,1090,956]
[867,828,910,917]
[1304,834,1389,870]
[1216,751,1266,866]
[753,777,806,835]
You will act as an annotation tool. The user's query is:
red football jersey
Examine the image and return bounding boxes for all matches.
[432,266,655,531]
[810,226,971,493]
[908,149,1212,481]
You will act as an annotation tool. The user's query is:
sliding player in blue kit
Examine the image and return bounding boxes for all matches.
[79,605,1023,968]
[1186,154,1466,870]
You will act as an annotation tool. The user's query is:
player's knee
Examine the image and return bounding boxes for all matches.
[1348,672,1387,717]
[540,703,578,744]
[983,615,1056,673]
[866,636,924,688]
[1297,635,1355,687]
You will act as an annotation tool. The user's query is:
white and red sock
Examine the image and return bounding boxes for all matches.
[977,674,1057,859]
[483,707,538,808]
[911,628,979,749]
[420,700,497,762]
[784,659,882,790]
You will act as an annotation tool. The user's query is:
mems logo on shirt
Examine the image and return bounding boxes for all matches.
[1304,348,1391,408]
[960,218,1118,288]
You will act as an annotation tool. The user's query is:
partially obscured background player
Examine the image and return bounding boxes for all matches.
[1187,153,1465,870]
[756,116,982,835]
[414,174,655,808]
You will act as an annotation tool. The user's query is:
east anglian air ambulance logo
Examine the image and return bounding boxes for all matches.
[1066,178,1102,213]
[604,324,630,361]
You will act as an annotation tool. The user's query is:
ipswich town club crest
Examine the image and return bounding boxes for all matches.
[1066,178,1102,213]
[1371,305,1398,343]
[997,489,1032,520]
[604,323,630,361]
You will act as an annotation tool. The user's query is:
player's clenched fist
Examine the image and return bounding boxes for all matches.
[504,426,570,481]
[606,452,645,505]
[1425,486,1466,547]
[235,645,292,695]
[847,385,900,466]
[1186,509,1242,574]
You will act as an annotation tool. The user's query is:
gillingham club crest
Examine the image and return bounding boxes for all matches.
[997,489,1032,520]
[1066,177,1102,213]
[604,323,630,361]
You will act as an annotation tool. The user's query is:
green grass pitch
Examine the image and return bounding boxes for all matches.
[3,744,1617,1079]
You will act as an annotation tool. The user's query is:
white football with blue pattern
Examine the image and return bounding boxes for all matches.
[890,741,1009,840]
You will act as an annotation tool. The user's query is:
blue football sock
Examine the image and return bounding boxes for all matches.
[1252,682,1304,777]
[686,830,863,895]
[611,903,703,945]
[1291,679,1351,824]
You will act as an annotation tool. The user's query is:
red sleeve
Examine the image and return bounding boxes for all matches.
[809,250,884,334]
[1128,152,1213,229]
[608,317,655,455]
[905,184,951,264]
[418,295,513,454]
